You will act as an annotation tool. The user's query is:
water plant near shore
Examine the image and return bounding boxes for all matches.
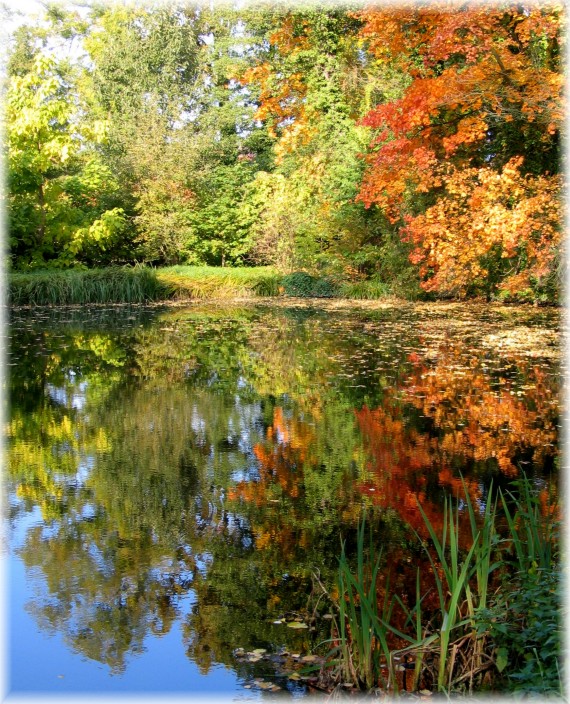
[318,475,561,697]
[8,266,282,306]
[8,267,169,305]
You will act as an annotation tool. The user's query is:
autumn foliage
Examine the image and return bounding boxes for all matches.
[354,3,563,298]
[401,159,563,297]
[242,3,563,299]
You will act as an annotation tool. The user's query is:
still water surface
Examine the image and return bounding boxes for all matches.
[6,301,561,697]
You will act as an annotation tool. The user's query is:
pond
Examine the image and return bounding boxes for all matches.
[6,300,561,698]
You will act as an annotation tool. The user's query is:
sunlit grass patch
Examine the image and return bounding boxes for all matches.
[338,280,392,300]
[157,265,282,299]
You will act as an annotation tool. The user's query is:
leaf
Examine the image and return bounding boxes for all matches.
[496,646,508,673]
[287,621,308,629]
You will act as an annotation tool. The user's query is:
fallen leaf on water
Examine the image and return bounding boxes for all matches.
[257,681,274,690]
[301,655,318,662]
[287,621,308,629]
[288,673,301,681]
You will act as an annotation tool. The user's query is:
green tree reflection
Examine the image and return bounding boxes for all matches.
[8,304,560,678]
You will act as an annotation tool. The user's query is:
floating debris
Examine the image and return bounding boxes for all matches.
[300,654,319,663]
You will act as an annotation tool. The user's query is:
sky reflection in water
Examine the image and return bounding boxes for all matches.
[6,301,561,696]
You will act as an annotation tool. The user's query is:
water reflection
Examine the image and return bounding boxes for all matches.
[7,302,560,692]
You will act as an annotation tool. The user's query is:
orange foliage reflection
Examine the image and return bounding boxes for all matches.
[354,344,558,537]
[355,401,478,543]
[402,347,559,476]
[229,407,315,509]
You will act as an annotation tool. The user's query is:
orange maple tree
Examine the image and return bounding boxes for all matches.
[356,3,563,297]
[401,158,562,297]
[241,15,312,149]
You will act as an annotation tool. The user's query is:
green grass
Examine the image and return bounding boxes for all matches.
[8,267,169,305]
[8,266,282,306]
[9,265,410,306]
[158,265,282,299]
[338,280,393,300]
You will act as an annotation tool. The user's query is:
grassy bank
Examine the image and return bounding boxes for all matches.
[7,266,280,306]
[316,476,561,697]
[8,266,401,306]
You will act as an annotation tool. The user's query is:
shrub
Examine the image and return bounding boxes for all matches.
[281,271,338,298]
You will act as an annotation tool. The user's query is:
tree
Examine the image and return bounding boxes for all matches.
[355,3,563,300]
[240,7,417,286]
[7,52,126,268]
[401,158,562,299]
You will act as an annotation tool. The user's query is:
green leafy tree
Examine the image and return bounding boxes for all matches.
[7,52,127,268]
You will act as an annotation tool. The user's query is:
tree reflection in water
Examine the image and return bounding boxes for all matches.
[7,303,560,682]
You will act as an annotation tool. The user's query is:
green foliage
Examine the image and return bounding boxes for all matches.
[7,49,130,268]
[281,272,338,298]
[477,567,561,694]
[241,172,299,271]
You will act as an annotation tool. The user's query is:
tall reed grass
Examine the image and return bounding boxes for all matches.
[8,267,169,305]
[334,516,398,690]
[8,266,282,306]
[320,475,560,696]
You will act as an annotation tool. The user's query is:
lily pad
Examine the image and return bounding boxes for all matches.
[287,621,308,629]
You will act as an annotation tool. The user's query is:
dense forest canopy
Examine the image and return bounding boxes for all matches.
[5,1,564,301]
